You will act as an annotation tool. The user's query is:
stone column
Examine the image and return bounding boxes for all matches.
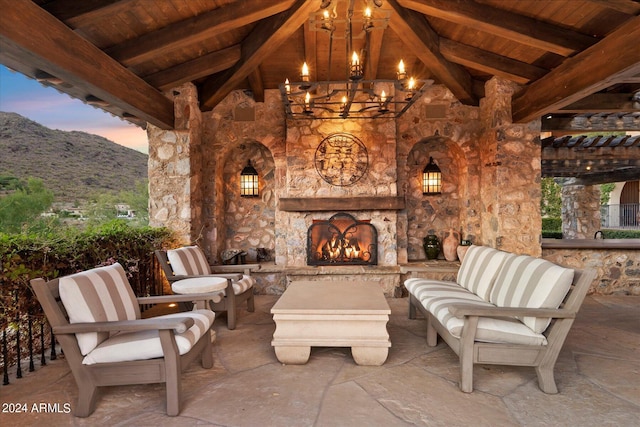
[479,77,542,256]
[560,181,601,239]
[148,83,202,245]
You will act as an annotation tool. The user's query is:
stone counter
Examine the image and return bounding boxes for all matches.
[542,239,640,295]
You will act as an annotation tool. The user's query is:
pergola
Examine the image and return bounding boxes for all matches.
[0,1,639,185]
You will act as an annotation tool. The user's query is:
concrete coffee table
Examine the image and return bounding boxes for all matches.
[271,281,391,366]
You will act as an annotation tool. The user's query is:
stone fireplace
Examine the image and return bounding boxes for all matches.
[307,213,378,266]
[149,78,544,295]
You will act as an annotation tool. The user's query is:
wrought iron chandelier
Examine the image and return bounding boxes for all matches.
[279,0,432,120]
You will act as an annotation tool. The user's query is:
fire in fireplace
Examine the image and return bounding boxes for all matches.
[307,213,378,266]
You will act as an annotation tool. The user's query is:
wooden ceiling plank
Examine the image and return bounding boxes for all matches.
[440,38,547,84]
[0,0,174,129]
[199,0,323,111]
[41,0,128,27]
[144,45,242,91]
[106,0,294,67]
[559,93,640,113]
[583,0,640,15]
[398,0,596,57]
[512,16,640,123]
[387,0,477,105]
[247,67,265,103]
[542,116,640,132]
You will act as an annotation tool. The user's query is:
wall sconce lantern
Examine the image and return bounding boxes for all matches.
[240,160,259,197]
[422,157,442,195]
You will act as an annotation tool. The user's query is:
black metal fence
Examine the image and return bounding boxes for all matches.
[1,255,167,385]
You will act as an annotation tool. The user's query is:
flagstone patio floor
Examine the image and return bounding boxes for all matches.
[1,294,639,426]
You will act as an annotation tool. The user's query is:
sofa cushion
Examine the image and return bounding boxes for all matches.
[59,263,140,355]
[167,246,211,276]
[490,255,574,333]
[456,245,515,301]
[82,309,215,365]
[410,280,547,346]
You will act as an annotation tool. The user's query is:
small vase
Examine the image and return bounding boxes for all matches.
[423,234,440,260]
[442,228,460,262]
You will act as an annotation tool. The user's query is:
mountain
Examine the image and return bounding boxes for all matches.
[0,112,147,202]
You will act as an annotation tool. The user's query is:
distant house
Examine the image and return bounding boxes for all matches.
[115,204,135,219]
[602,181,640,228]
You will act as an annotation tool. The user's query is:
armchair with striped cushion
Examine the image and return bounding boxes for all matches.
[156,246,259,330]
[31,263,215,417]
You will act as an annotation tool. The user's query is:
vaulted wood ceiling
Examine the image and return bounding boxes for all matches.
[1,0,638,131]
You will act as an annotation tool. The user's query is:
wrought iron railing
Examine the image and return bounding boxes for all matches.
[600,204,640,229]
[1,255,166,385]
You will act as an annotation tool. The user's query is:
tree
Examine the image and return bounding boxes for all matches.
[0,178,54,233]
[540,177,562,218]
[85,180,149,227]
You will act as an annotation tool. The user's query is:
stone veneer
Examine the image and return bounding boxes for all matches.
[148,77,544,295]
[561,183,602,239]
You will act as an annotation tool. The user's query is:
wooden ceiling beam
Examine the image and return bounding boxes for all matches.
[247,67,265,103]
[512,16,640,123]
[40,0,127,27]
[387,0,476,105]
[303,20,318,80]
[105,0,294,67]
[439,38,548,85]
[398,0,595,57]
[199,0,322,111]
[364,29,384,80]
[558,93,640,113]
[0,0,174,129]
[144,45,241,91]
[551,169,640,186]
[542,115,640,132]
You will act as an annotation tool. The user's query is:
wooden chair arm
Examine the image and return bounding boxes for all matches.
[211,264,261,274]
[448,304,576,319]
[53,317,195,335]
[137,293,226,305]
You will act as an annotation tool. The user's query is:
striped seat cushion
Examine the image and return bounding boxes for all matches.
[490,255,574,333]
[410,280,547,346]
[82,310,215,365]
[168,246,254,296]
[59,263,141,355]
[167,246,212,276]
[456,245,515,301]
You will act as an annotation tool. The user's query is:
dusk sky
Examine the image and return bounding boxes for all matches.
[0,65,149,153]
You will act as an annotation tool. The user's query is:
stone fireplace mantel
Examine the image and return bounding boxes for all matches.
[279,196,405,212]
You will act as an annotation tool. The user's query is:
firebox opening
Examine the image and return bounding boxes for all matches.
[307,213,378,266]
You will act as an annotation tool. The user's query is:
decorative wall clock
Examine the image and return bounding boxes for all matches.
[314,133,369,186]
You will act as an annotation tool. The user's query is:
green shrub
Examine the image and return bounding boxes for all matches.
[542,217,562,232]
[0,220,175,330]
[601,229,640,239]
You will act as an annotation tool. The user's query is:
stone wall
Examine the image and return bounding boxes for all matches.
[148,78,545,292]
[543,248,640,295]
[478,78,542,256]
[148,83,203,245]
[561,183,601,239]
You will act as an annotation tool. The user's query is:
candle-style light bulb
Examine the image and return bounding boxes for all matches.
[380,90,386,103]
[301,62,309,80]
[407,77,415,90]
[352,52,359,66]
[397,59,406,80]
[284,78,291,95]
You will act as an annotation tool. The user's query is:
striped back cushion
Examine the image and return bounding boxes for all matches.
[167,246,211,276]
[59,263,140,355]
[456,245,514,301]
[490,255,574,333]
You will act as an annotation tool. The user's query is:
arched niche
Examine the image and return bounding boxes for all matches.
[219,141,276,262]
[404,135,468,260]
